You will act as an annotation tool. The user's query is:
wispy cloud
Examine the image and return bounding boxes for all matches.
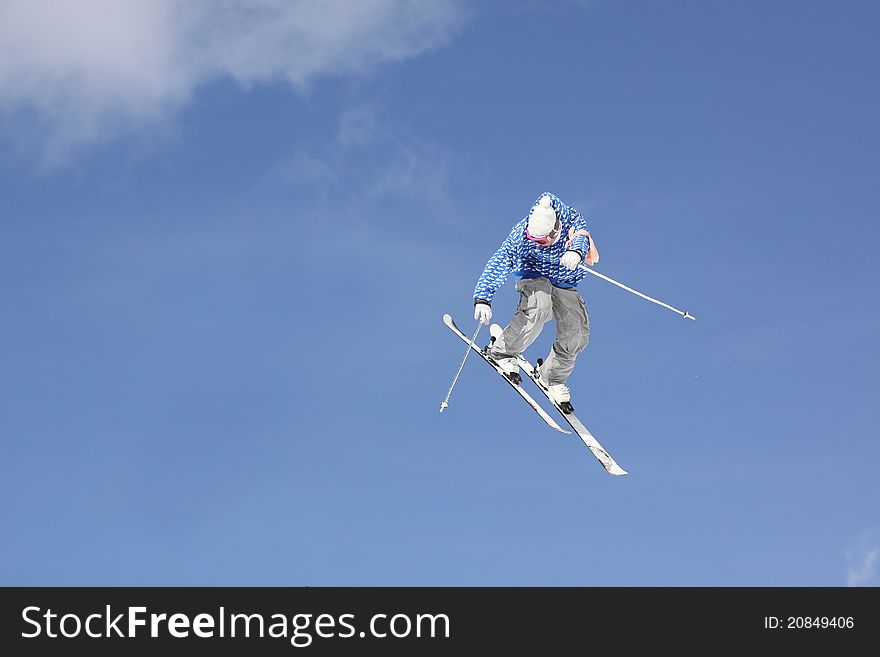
[274,150,338,187]
[0,0,466,164]
[846,530,880,587]
[272,102,455,221]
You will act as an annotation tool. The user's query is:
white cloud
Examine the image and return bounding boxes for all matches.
[846,530,880,587]
[337,105,380,149]
[272,102,455,221]
[0,0,465,163]
[363,135,452,208]
[274,150,338,186]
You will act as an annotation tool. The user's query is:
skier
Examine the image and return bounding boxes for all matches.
[473,192,598,413]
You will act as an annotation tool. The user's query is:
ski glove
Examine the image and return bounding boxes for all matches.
[474,302,492,325]
[561,250,582,270]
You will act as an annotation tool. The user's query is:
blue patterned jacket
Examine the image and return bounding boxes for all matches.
[473,192,591,304]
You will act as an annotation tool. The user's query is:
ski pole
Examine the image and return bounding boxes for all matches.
[439,319,483,412]
[579,265,695,320]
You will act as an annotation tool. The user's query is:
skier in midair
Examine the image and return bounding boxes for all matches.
[473,192,598,414]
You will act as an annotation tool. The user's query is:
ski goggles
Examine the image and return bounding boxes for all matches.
[526,222,560,246]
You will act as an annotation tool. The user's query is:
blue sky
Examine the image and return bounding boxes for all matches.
[1,0,878,586]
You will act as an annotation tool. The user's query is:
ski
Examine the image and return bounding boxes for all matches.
[489,324,628,476]
[443,314,570,435]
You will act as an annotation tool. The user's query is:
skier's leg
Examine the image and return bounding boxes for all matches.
[489,277,553,359]
[541,286,590,386]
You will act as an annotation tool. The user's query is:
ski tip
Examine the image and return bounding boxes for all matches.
[442,313,452,323]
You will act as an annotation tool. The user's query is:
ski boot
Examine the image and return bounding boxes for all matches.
[537,358,574,414]
[495,357,522,386]
[487,337,521,385]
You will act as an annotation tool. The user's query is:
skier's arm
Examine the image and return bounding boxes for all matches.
[566,211,591,261]
[473,228,518,306]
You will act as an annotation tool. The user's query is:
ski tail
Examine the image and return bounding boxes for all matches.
[490,324,628,476]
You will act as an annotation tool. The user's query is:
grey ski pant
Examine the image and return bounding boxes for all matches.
[488,277,590,386]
